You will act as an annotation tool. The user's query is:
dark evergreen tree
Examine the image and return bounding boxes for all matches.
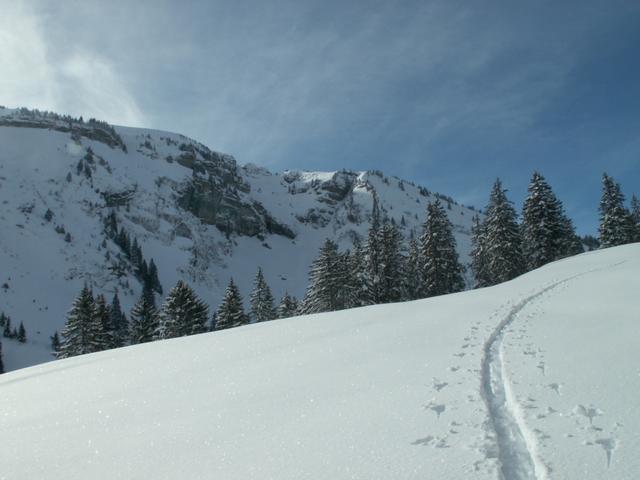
[480,179,525,285]
[630,194,640,242]
[558,214,583,257]
[50,331,61,354]
[364,195,384,304]
[470,214,492,288]
[599,173,634,248]
[249,268,276,322]
[0,340,4,374]
[0,312,7,328]
[277,293,299,319]
[420,200,465,297]
[3,315,12,338]
[379,221,405,303]
[130,238,143,269]
[350,239,372,307]
[130,287,158,344]
[156,281,209,339]
[58,285,103,358]
[94,295,113,350]
[109,291,129,347]
[404,237,423,300]
[104,210,118,238]
[17,321,26,343]
[301,239,343,314]
[146,258,162,294]
[521,172,565,270]
[215,278,248,330]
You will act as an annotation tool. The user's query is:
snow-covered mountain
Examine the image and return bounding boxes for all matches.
[1,243,638,479]
[0,107,479,371]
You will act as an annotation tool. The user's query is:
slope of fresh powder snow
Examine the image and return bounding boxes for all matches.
[1,243,637,479]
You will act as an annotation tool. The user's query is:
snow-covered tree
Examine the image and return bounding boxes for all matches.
[420,200,465,297]
[301,239,343,314]
[521,172,566,270]
[364,195,384,304]
[277,293,299,319]
[249,268,276,322]
[58,285,103,358]
[155,281,209,339]
[0,340,4,374]
[215,278,248,330]
[379,221,405,303]
[350,239,372,307]
[599,173,634,248]
[16,322,26,343]
[130,287,158,344]
[109,291,129,347]
[630,194,640,242]
[94,294,114,350]
[470,214,491,288]
[479,179,525,285]
[404,237,422,300]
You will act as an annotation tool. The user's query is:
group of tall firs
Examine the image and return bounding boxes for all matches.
[0,171,637,370]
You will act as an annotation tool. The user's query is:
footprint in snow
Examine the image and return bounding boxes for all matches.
[548,383,561,395]
[425,402,446,419]
[574,404,603,425]
[537,362,546,375]
[595,438,617,468]
[432,378,448,392]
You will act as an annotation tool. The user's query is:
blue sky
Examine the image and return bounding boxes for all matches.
[2,0,639,234]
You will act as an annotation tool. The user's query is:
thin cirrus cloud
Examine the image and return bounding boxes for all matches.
[0,2,146,127]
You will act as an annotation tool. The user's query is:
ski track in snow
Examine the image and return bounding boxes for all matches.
[478,265,620,480]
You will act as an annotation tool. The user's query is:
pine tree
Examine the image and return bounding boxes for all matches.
[1,315,10,338]
[404,237,422,300]
[301,239,343,314]
[350,239,372,307]
[470,214,492,288]
[17,321,26,343]
[521,172,565,270]
[630,194,640,242]
[599,174,634,248]
[249,268,276,322]
[0,340,4,374]
[50,331,61,354]
[0,312,6,328]
[156,281,209,339]
[480,179,525,285]
[130,287,158,344]
[420,200,465,297]
[147,258,162,294]
[94,295,113,350]
[557,214,583,257]
[109,291,129,347]
[379,221,405,303]
[277,293,299,319]
[130,238,143,269]
[364,195,384,304]
[58,285,103,358]
[215,278,248,330]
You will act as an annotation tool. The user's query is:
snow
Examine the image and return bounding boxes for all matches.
[0,112,479,373]
[1,244,638,479]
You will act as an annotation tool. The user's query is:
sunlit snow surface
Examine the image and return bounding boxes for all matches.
[1,244,638,479]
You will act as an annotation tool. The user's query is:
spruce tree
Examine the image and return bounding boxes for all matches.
[350,239,372,307]
[2,315,11,338]
[58,285,103,358]
[277,293,299,319]
[599,173,634,248]
[480,179,525,284]
[109,291,129,347]
[50,331,61,354]
[630,194,640,242]
[404,237,423,300]
[249,268,276,322]
[379,221,405,303]
[420,200,465,297]
[215,278,248,330]
[156,281,209,339]
[521,172,565,270]
[17,321,26,343]
[0,340,4,374]
[301,239,342,314]
[147,258,162,294]
[130,287,158,344]
[470,214,492,288]
[558,214,583,257]
[364,195,384,304]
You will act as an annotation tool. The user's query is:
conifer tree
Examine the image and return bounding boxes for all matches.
[0,312,6,328]
[521,172,566,270]
[479,179,525,285]
[404,237,423,300]
[147,258,162,294]
[379,221,405,303]
[599,173,634,247]
[630,194,640,242]
[94,295,113,350]
[470,214,492,288]
[558,214,583,257]
[58,285,103,358]
[130,287,158,344]
[50,331,61,354]
[2,315,11,338]
[420,200,465,297]
[0,340,4,374]
[350,239,372,307]
[17,321,26,343]
[301,239,343,314]
[249,268,276,322]
[364,195,384,304]
[156,281,209,339]
[215,278,248,330]
[109,291,129,347]
[277,293,299,319]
